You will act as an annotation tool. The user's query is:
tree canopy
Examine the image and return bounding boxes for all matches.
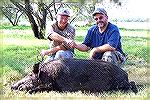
[1,0,122,39]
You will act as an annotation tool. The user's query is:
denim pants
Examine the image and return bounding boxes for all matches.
[44,50,73,63]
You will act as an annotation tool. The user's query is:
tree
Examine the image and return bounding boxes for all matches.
[9,0,48,39]
[1,4,24,26]
[2,0,122,39]
[4,0,89,39]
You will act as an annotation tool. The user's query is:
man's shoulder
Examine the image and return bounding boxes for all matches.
[66,24,75,34]
[88,24,97,31]
[67,24,75,30]
[108,22,119,30]
[90,24,97,28]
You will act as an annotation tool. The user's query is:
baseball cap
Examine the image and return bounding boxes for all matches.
[57,8,70,17]
[92,8,107,16]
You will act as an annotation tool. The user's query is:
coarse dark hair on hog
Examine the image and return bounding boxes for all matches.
[11,58,138,94]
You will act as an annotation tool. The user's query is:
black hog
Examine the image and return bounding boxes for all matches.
[11,58,138,94]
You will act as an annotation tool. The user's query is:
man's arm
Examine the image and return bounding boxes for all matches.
[46,23,70,42]
[74,43,115,53]
[48,32,68,43]
[95,44,116,52]
[41,45,66,56]
[75,43,90,52]
[89,44,115,59]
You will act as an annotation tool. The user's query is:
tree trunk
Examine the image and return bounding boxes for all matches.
[10,0,45,39]
[24,0,44,39]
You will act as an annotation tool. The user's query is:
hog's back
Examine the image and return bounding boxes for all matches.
[40,59,129,93]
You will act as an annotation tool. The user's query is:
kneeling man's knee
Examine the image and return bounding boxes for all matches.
[102,51,125,67]
[55,50,73,59]
[102,51,115,63]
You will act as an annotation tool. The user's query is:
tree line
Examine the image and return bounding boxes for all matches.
[1,0,122,39]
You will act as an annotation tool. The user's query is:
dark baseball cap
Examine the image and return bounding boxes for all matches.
[92,8,107,16]
[57,8,70,17]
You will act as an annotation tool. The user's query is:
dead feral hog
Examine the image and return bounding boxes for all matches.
[11,58,138,94]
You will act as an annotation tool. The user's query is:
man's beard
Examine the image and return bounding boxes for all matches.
[97,22,105,28]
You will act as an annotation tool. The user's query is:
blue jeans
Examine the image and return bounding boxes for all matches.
[44,50,73,63]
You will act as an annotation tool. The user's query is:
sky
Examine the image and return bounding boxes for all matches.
[98,0,150,20]
[125,0,150,18]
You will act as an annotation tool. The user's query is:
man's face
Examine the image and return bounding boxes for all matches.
[57,15,69,28]
[94,13,108,28]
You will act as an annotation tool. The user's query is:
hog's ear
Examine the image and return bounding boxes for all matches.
[33,62,40,74]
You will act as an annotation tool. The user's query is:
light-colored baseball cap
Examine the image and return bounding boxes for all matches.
[92,7,107,16]
[57,8,70,17]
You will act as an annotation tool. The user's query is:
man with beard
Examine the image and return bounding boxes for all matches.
[74,7,126,67]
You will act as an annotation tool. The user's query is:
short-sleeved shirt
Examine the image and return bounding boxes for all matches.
[46,21,75,52]
[83,22,125,58]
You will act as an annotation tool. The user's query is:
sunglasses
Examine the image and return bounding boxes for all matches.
[94,16,104,21]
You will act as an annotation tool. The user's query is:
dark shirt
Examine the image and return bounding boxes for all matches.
[83,22,125,59]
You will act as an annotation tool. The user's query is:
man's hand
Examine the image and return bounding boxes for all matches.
[40,49,50,57]
[89,47,99,59]
[63,39,76,49]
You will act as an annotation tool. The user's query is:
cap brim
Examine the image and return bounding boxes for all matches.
[58,14,70,17]
[93,12,105,16]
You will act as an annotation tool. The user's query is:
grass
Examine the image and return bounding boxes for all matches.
[0,25,31,30]
[1,25,150,99]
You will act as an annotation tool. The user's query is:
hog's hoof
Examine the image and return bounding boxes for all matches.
[11,84,19,90]
[130,81,138,94]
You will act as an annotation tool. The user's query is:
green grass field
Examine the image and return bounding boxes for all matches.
[0,25,150,99]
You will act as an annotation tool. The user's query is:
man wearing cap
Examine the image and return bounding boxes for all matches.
[74,7,126,67]
[41,8,75,62]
